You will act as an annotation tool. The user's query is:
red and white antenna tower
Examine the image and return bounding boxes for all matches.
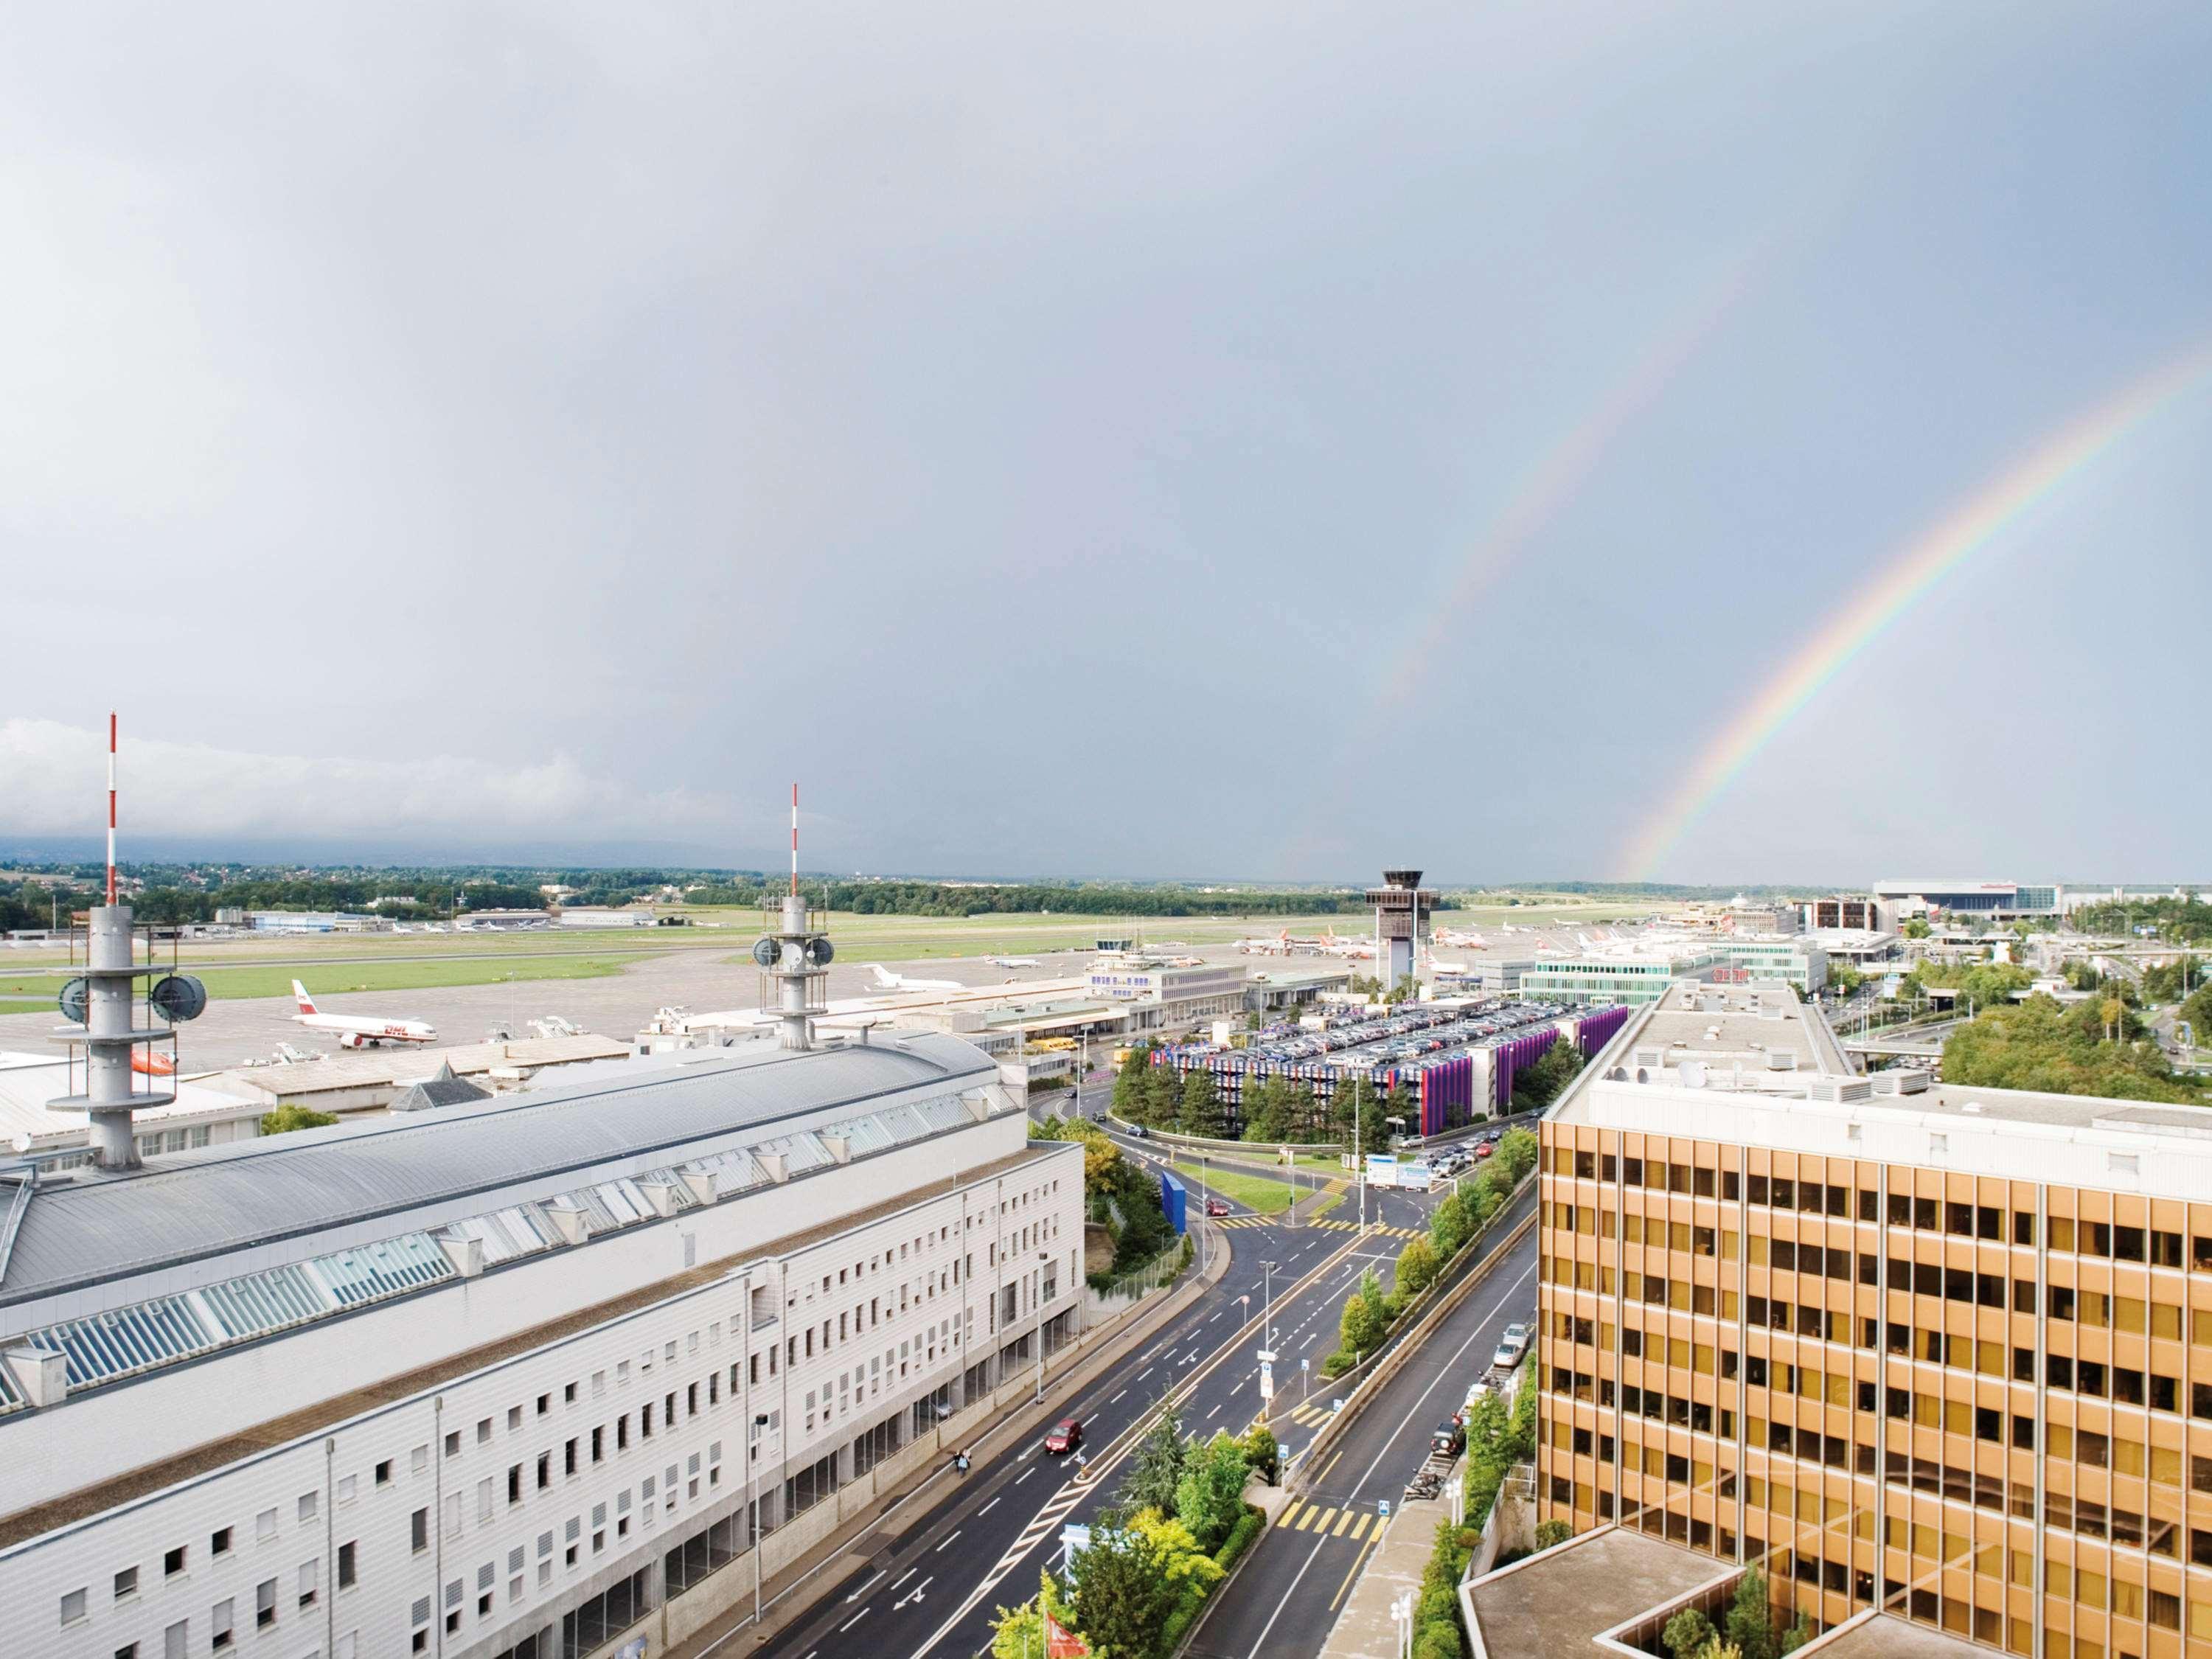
[107,711,119,905]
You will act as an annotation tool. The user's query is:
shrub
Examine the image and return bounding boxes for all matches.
[1238,1424,1279,1486]
[260,1105,339,1135]
[1534,1517,1573,1551]
[1319,1347,1354,1378]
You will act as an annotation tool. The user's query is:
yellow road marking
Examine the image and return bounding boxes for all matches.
[1328,1525,1384,1610]
[1349,1512,1371,1540]
[1333,1510,1354,1536]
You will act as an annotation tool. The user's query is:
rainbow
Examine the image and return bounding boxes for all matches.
[1373,256,1759,711]
[1620,338,2212,880]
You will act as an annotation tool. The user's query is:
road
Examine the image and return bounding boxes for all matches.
[689,1153,1470,1659]
[1189,1215,1538,1659]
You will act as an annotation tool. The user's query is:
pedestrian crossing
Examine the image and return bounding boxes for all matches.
[1214,1215,1276,1230]
[1283,1397,1341,1428]
[1310,1218,1423,1239]
[985,1471,1091,1582]
[1273,1498,1381,1541]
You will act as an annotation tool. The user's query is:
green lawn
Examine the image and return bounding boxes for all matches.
[1171,1160,1295,1215]
[0,955,644,1004]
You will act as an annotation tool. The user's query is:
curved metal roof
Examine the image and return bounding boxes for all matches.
[0,1033,993,1310]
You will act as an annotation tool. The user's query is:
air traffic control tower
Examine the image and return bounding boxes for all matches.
[1365,867,1438,992]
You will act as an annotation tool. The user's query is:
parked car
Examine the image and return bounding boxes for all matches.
[1430,1419,1467,1456]
[1206,1197,1231,1218]
[1044,1417,1083,1455]
[1492,1323,1531,1369]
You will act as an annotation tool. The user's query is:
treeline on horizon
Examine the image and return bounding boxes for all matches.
[0,861,1388,928]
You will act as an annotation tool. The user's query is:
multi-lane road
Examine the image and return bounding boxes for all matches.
[677,1126,1536,1659]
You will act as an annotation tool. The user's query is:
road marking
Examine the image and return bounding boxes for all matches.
[1245,1256,1537,1655]
[1137,1368,1153,1381]
[935,1530,961,1552]
[978,1498,1000,1516]
[1107,1389,1127,1404]
[897,1575,934,1610]
[845,1570,886,1603]
[841,1607,870,1632]
[1204,1401,1222,1421]
[892,1567,917,1591]
[1335,1510,1355,1536]
[1329,1526,1384,1610]
[1228,1378,1245,1397]
[1015,1468,1033,1486]
[1278,1500,1303,1528]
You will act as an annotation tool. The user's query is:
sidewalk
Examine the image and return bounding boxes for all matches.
[658,1222,1232,1658]
[1315,1466,1456,1658]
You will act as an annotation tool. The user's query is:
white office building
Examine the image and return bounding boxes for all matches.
[0,1032,1082,1659]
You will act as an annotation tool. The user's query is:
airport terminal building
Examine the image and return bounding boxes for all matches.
[0,1033,1082,1659]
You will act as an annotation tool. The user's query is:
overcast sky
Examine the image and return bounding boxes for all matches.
[4,2,2208,884]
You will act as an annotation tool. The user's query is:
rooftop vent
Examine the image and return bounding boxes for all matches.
[1764,1051,1798,1071]
[1806,1077,1872,1104]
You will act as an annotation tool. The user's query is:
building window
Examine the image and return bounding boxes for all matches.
[115,1566,139,1600]
[60,1588,87,1625]
[338,1542,356,1589]
[209,1527,231,1557]
[211,1596,234,1649]
[411,1509,428,1553]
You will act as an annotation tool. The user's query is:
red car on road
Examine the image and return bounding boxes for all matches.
[1476,1142,1495,1160]
[1044,1417,1083,1455]
[1206,1197,1231,1218]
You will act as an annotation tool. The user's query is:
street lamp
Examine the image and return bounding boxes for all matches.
[1262,1259,1277,1349]
[1391,1590,1415,1658]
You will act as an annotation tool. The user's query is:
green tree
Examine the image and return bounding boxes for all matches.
[1723,1565,1776,1659]
[1359,1265,1389,1335]
[1338,1281,1385,1359]
[1429,1191,1469,1258]
[1238,1422,1279,1485]
[1173,1431,1251,1552]
[1901,917,1931,939]
[1065,1520,1183,1659]
[1113,1046,1151,1116]
[1394,1236,1439,1298]
[1663,1608,1717,1659]
[260,1105,341,1135]
[1777,1612,1815,1654]
[1120,1406,1188,1518]
[1129,1509,1225,1589]
[1534,1517,1573,1550]
[1137,1061,1182,1127]
[1509,1038,1585,1113]
[1179,1068,1223,1138]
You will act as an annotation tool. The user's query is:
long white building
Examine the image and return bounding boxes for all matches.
[0,1032,1082,1659]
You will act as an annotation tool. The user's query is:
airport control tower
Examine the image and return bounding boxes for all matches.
[1365,868,1438,992]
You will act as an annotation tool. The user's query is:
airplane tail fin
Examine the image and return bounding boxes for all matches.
[292,980,318,1015]
[867,965,896,989]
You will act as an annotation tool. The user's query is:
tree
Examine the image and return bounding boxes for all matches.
[1723,1565,1776,1659]
[260,1105,341,1135]
[1509,1037,1585,1113]
[1113,1047,1151,1116]
[1338,1281,1385,1360]
[1128,1509,1224,1589]
[1179,1068,1223,1138]
[1902,917,1931,939]
[1136,1061,1181,1127]
[1238,1422,1279,1485]
[1429,1192,1469,1258]
[1663,1608,1717,1659]
[1065,1520,1183,1659]
[1534,1517,1572,1551]
[1174,1431,1251,1552]
[1359,1266,1389,1336]
[1394,1236,1439,1298]
[1777,1612,1815,1654]
[1120,1406,1187,1517]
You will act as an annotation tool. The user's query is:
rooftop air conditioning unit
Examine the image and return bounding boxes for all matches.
[1633,1048,1663,1069]
[1806,1078,1872,1104]
[1764,1051,1797,1071]
[1890,1069,1931,1094]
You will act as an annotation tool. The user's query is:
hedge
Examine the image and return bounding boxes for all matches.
[1158,1505,1265,1655]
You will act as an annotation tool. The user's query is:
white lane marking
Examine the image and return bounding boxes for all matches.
[1205,1400,1223,1420]
[897,1575,935,1610]
[841,1607,870,1632]
[892,1567,917,1591]
[1136,1368,1153,1381]
[1015,1468,1034,1486]
[978,1497,1000,1516]
[935,1529,961,1552]
[845,1569,886,1603]
[1108,1389,1127,1404]
[1242,1259,1537,1655]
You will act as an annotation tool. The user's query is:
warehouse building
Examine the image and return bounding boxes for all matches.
[1519,978,2212,1658]
[0,1031,1082,1659]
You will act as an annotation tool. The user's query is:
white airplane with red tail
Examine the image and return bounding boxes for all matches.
[291,981,438,1048]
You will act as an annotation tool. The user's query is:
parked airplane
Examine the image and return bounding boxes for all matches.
[984,956,1040,969]
[866,965,964,993]
[1237,931,1294,955]
[291,981,438,1048]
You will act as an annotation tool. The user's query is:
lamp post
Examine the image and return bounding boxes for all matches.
[1262,1259,1276,1349]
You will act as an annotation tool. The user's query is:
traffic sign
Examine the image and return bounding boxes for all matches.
[1377,1499,1391,1518]
[1300,1358,1309,1372]
[1259,1364,1275,1401]
[1256,1349,1277,1363]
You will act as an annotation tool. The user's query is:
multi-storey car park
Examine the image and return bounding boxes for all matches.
[1148,998,1630,1137]
[1495,978,2212,1659]
[0,1032,1084,1659]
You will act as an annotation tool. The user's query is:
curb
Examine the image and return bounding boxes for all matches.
[674,1228,1233,1656]
[1287,1201,1537,1496]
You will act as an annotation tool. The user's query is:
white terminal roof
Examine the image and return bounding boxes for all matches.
[1551,979,2212,1203]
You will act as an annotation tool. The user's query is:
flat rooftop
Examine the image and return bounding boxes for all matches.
[1551,981,2212,1201]
[1464,1527,1728,1659]
[1803,1613,1982,1658]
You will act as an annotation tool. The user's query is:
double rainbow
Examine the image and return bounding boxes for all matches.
[1619,338,2212,880]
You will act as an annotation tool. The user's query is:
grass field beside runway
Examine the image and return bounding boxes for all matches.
[0,953,644,1006]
